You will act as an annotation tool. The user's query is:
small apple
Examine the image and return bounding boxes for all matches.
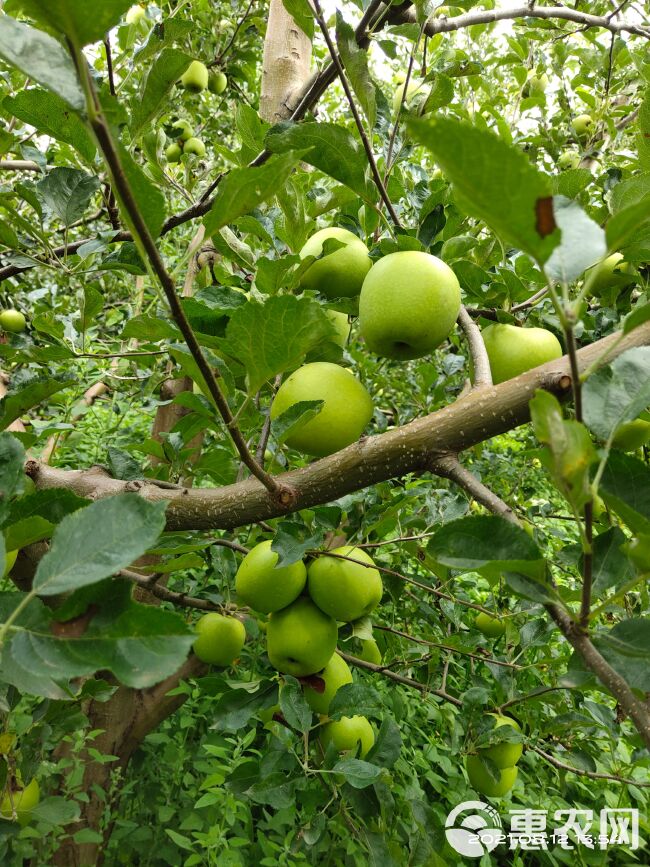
[480,323,563,384]
[299,227,372,299]
[625,535,650,573]
[586,252,634,297]
[209,71,228,95]
[523,73,548,97]
[480,714,522,769]
[474,612,505,639]
[465,755,518,798]
[572,114,594,140]
[180,60,209,93]
[302,652,353,715]
[0,309,26,333]
[267,597,338,677]
[125,5,146,24]
[183,137,206,157]
[307,546,382,622]
[192,613,246,666]
[592,494,607,521]
[431,167,444,180]
[320,715,375,758]
[359,251,461,360]
[358,638,382,665]
[3,549,17,579]
[235,540,307,614]
[434,6,459,17]
[0,779,40,825]
[165,142,182,163]
[270,362,373,457]
[392,80,425,114]
[325,310,351,348]
[171,119,193,141]
[611,418,650,452]
[558,150,580,170]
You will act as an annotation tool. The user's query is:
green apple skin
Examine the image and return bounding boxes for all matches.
[3,549,17,579]
[611,419,650,452]
[572,114,594,139]
[626,535,650,573]
[270,362,373,457]
[358,638,382,665]
[267,597,338,677]
[326,310,351,348]
[0,309,26,333]
[0,779,40,825]
[303,652,353,715]
[320,715,375,758]
[235,540,307,614]
[183,137,206,157]
[125,5,145,24]
[307,546,382,622]
[171,119,193,141]
[481,323,562,384]
[180,60,209,93]
[392,80,424,114]
[474,612,505,639]
[558,150,580,170]
[209,71,228,95]
[481,714,522,769]
[523,74,548,97]
[192,613,246,666]
[587,253,634,297]
[165,143,182,163]
[299,228,371,299]
[465,755,517,798]
[359,252,461,360]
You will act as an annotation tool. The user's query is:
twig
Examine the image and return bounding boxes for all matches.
[497,686,575,711]
[531,745,650,787]
[458,306,493,387]
[373,623,522,669]
[431,453,518,523]
[0,160,42,172]
[216,0,256,64]
[102,38,120,231]
[119,569,239,613]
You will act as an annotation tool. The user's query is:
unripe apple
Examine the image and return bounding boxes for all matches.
[320,715,375,758]
[0,309,26,333]
[611,419,650,452]
[431,167,444,180]
[392,80,425,114]
[183,137,206,157]
[358,638,382,665]
[3,549,17,579]
[192,613,246,666]
[209,71,228,95]
[325,310,351,348]
[125,5,146,24]
[523,73,548,97]
[302,652,352,715]
[480,323,562,384]
[270,362,373,457]
[586,252,634,297]
[171,119,193,141]
[465,755,518,798]
[299,227,371,299]
[165,142,182,163]
[474,612,505,639]
[180,60,209,93]
[307,546,383,622]
[558,150,580,170]
[0,779,40,825]
[480,714,522,769]
[625,534,650,573]
[572,114,594,140]
[266,597,338,677]
[235,540,307,614]
[359,251,461,360]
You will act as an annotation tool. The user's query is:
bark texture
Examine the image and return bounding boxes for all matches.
[260,0,313,122]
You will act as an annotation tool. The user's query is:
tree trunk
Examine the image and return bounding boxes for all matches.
[260,0,313,122]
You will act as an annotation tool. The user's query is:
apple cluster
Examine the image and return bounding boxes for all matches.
[164,60,228,164]
[465,714,523,798]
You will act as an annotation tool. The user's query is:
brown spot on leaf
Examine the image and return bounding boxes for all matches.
[535,196,556,238]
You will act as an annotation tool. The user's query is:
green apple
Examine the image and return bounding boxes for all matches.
[558,150,580,170]
[431,167,444,180]
[180,60,209,93]
[320,715,375,758]
[3,549,17,579]
[183,137,206,157]
[592,494,606,521]
[299,228,371,299]
[359,251,461,360]
[0,309,26,333]
[209,71,228,95]
[235,540,307,614]
[625,534,650,573]
[326,310,351,348]
[267,597,338,676]
[481,323,563,384]
[171,119,193,141]
[302,652,353,715]
[572,114,594,139]
[611,419,650,452]
[165,142,182,163]
[586,253,634,297]
[434,6,459,16]
[465,755,518,798]
[0,779,40,825]
[358,638,382,665]
[192,613,245,666]
[125,5,146,24]
[270,362,373,457]
[392,80,425,114]
[307,546,382,622]
[523,73,548,97]
[474,612,505,639]
[481,714,522,769]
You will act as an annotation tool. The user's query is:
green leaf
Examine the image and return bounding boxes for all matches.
[115,142,167,239]
[406,116,559,263]
[545,196,606,282]
[0,434,25,527]
[328,683,384,721]
[599,451,650,536]
[421,73,455,113]
[120,314,180,342]
[281,0,314,39]
[271,522,323,568]
[203,152,302,239]
[270,399,325,446]
[266,122,375,203]
[623,303,650,337]
[130,48,192,138]
[336,12,376,129]
[428,515,545,579]
[5,487,87,536]
[211,681,278,731]
[590,527,634,595]
[605,193,650,252]
[107,447,143,482]
[8,0,133,47]
[637,87,650,170]
[331,758,383,789]
[279,676,312,734]
[36,167,100,227]
[133,18,193,64]
[223,296,335,394]
[594,619,650,692]
[0,16,84,110]
[583,347,650,443]
[3,89,95,161]
[366,716,402,768]
[32,495,167,596]
[0,371,74,431]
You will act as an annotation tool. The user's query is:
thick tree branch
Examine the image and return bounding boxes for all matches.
[457,305,492,388]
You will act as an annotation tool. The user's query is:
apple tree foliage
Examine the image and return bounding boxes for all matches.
[0,0,648,864]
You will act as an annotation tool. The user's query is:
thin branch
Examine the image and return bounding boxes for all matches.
[458,306,493,387]
[256,373,282,465]
[215,0,256,64]
[373,623,522,668]
[431,453,518,523]
[531,745,650,788]
[0,160,42,172]
[497,685,576,712]
[119,569,240,613]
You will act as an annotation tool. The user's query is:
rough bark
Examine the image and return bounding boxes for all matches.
[260,0,313,122]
